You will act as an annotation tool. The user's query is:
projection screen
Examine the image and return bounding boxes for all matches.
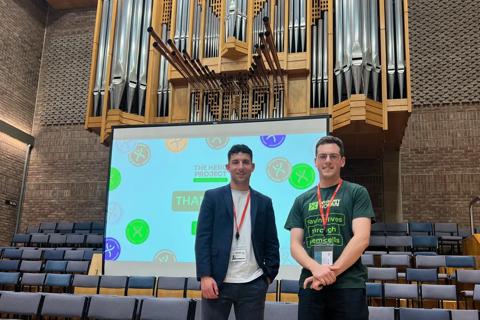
[104,116,329,279]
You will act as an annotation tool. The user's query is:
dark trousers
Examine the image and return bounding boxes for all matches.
[201,276,268,320]
[298,287,368,320]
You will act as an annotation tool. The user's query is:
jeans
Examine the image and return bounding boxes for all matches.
[201,276,269,320]
[298,287,368,320]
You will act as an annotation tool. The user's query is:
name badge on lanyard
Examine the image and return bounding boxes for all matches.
[314,245,334,265]
[231,248,247,262]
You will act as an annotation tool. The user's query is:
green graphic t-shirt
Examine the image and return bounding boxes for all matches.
[284,180,375,289]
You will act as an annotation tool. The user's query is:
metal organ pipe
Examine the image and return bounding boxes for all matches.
[93,0,111,116]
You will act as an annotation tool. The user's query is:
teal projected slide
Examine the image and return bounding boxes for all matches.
[105,117,328,276]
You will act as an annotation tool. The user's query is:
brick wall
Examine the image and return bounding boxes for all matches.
[408,0,480,106]
[400,104,480,227]
[20,7,110,231]
[400,0,480,227]
[21,125,110,230]
[0,0,47,133]
[0,0,46,245]
[343,159,384,220]
[0,133,28,244]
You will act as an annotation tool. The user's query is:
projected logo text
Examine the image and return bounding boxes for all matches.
[172,191,206,211]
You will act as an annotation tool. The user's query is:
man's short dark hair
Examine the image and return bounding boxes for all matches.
[315,136,345,157]
[228,144,253,161]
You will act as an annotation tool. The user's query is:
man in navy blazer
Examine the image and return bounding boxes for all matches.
[195,144,280,320]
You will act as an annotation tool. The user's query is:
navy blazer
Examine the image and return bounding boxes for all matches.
[195,184,280,286]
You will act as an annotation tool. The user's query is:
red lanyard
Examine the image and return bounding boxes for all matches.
[233,192,251,240]
[317,180,343,236]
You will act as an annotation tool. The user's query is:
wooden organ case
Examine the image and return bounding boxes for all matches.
[85,0,411,158]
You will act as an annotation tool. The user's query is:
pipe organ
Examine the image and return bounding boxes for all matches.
[86,0,411,158]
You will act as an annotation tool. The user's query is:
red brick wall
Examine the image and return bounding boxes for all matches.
[400,104,480,228]
[400,0,480,228]
[343,159,383,220]
[0,134,28,244]
[19,7,110,232]
[0,1,47,133]
[0,0,47,245]
[21,125,109,230]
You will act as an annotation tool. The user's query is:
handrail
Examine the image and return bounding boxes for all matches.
[469,196,480,235]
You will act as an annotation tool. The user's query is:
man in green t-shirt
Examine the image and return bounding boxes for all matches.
[284,136,374,320]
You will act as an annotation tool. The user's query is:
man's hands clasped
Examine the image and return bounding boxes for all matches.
[304,264,339,290]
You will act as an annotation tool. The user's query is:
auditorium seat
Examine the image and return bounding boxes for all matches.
[19,260,42,273]
[447,256,476,270]
[30,234,50,247]
[40,292,87,318]
[366,282,383,305]
[21,248,42,260]
[278,279,299,303]
[44,273,72,293]
[266,279,278,302]
[139,297,193,320]
[156,276,186,298]
[408,222,434,236]
[83,248,95,260]
[74,222,92,234]
[98,275,128,295]
[420,284,457,308]
[450,309,479,320]
[20,272,46,292]
[65,234,86,247]
[2,248,23,260]
[398,307,449,320]
[381,254,411,278]
[264,301,297,320]
[368,267,398,283]
[10,233,31,247]
[72,274,100,295]
[0,291,43,318]
[362,254,376,267]
[56,222,74,234]
[43,248,65,260]
[0,272,20,290]
[0,259,20,272]
[371,222,386,236]
[473,284,480,308]
[64,249,85,261]
[434,223,462,254]
[412,236,438,253]
[39,222,57,234]
[385,223,409,236]
[385,236,413,253]
[66,260,90,274]
[186,277,201,298]
[368,306,395,320]
[87,295,137,320]
[415,255,448,280]
[86,234,103,247]
[44,260,67,273]
[406,268,438,285]
[91,221,104,234]
[48,233,67,247]
[456,269,480,308]
[127,276,156,297]
[25,225,40,234]
[367,235,387,254]
[383,283,418,307]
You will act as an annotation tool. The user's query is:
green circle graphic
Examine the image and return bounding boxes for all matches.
[125,219,150,245]
[289,163,316,190]
[109,167,122,191]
